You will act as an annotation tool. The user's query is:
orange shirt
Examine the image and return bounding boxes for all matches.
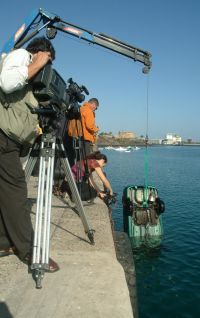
[80,102,98,143]
[67,102,98,143]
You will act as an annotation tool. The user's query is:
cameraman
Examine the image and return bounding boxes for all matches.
[0,37,59,272]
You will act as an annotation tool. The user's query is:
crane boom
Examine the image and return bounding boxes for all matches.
[0,8,152,73]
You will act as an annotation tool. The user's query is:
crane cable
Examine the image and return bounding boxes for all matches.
[144,74,150,207]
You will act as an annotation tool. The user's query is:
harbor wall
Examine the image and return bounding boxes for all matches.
[0,176,136,318]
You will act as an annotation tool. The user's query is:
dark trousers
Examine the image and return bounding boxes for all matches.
[76,181,97,201]
[0,130,33,259]
[84,140,93,156]
[61,180,97,201]
[64,134,93,167]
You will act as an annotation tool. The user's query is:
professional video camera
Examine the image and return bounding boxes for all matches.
[67,78,89,111]
[31,64,89,133]
[32,63,89,115]
[103,192,117,207]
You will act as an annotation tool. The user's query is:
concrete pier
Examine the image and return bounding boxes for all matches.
[0,176,135,318]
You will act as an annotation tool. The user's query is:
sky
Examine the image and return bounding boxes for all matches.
[0,0,199,141]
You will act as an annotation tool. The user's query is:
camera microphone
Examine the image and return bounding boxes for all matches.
[81,85,89,95]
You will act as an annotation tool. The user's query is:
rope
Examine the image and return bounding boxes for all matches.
[144,75,150,207]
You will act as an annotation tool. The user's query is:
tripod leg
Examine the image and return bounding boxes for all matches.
[32,149,44,264]
[58,141,95,244]
[31,142,46,288]
[31,136,56,288]
[41,145,55,264]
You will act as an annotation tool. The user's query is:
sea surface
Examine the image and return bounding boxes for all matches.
[102,146,200,318]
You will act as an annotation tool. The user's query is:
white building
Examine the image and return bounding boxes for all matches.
[163,133,182,145]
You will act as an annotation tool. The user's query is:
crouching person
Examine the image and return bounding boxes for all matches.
[61,151,113,202]
[0,37,59,272]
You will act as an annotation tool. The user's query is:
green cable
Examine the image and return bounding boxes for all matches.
[144,136,149,207]
[144,75,150,207]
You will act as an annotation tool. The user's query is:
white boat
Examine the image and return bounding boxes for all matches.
[114,147,128,152]
[114,146,140,152]
[127,146,141,151]
[104,146,141,152]
[105,146,115,150]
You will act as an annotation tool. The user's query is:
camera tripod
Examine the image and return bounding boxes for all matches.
[25,132,95,289]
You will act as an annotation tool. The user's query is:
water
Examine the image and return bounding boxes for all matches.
[103,146,200,318]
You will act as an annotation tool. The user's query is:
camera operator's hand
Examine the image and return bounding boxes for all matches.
[32,51,52,67]
[109,189,114,196]
[98,192,106,199]
[28,51,52,80]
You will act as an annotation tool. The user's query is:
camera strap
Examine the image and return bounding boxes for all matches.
[0,88,10,109]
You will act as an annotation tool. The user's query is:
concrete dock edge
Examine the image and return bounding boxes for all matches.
[0,176,135,318]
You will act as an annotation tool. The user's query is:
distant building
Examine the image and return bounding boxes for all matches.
[162,133,182,145]
[117,131,137,139]
[149,139,162,145]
